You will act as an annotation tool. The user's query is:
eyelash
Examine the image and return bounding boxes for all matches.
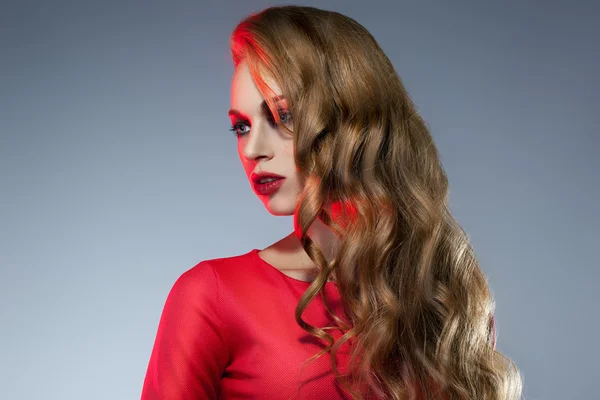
[229,122,249,136]
[229,110,292,137]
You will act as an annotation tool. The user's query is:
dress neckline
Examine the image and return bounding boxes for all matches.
[251,248,337,286]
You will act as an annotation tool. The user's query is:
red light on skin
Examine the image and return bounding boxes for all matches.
[294,199,358,242]
[329,200,358,233]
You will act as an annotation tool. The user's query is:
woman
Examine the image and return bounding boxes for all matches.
[141,5,523,400]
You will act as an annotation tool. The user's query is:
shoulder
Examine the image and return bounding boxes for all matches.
[177,249,258,291]
[161,250,256,323]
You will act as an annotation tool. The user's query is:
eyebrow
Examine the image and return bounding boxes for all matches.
[228,95,286,118]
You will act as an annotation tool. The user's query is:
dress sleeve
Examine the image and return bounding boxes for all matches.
[141,261,229,400]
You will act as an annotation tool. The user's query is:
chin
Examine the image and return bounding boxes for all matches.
[262,197,295,216]
[265,206,295,216]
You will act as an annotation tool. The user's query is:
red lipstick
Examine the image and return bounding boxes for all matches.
[251,171,285,195]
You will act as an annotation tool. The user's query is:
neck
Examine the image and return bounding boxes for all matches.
[292,201,351,278]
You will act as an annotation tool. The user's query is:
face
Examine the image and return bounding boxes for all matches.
[229,60,303,216]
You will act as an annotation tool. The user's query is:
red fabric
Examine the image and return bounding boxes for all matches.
[141,248,357,400]
[141,248,498,400]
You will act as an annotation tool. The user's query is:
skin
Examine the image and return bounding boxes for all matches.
[229,60,341,282]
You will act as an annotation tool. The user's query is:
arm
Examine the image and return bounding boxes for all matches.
[141,261,229,400]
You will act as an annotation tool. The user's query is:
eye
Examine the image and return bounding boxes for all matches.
[278,109,292,124]
[229,122,250,136]
[266,109,292,127]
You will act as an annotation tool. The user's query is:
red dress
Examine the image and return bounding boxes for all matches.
[141,248,358,400]
[141,248,497,399]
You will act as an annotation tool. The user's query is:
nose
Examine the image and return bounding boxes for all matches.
[241,121,274,161]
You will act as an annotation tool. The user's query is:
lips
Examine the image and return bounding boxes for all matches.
[252,176,285,195]
[257,176,282,183]
[251,171,285,184]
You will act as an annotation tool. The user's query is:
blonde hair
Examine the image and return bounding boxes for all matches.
[230,5,523,400]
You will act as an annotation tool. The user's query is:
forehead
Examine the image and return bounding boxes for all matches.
[230,61,282,110]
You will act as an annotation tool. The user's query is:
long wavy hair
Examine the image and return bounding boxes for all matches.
[230,5,523,400]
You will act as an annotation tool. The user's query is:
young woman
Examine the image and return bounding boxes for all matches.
[141,5,523,400]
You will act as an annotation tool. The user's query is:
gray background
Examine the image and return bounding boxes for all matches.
[1,0,598,399]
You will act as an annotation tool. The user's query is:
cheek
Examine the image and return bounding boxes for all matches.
[237,149,251,175]
[282,141,299,177]
[282,142,303,179]
[282,140,294,156]
[237,144,247,164]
